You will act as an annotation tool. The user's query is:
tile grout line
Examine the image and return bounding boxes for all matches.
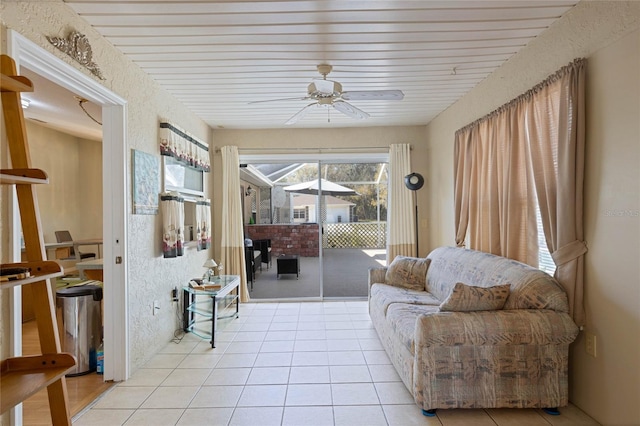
[78,302,464,425]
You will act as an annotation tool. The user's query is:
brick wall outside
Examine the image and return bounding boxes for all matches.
[246,224,320,257]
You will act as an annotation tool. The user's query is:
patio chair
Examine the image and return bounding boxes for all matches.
[253,239,272,269]
[244,245,261,290]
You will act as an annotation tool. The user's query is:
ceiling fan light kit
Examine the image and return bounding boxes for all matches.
[308,79,342,97]
[252,64,404,125]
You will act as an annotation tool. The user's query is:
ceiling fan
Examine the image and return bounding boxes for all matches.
[249,64,404,125]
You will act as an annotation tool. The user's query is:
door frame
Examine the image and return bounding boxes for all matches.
[239,152,389,300]
[8,32,129,383]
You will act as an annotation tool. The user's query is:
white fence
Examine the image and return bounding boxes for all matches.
[324,222,387,248]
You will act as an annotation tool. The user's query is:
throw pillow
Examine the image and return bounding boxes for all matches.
[385,256,430,291]
[439,282,511,312]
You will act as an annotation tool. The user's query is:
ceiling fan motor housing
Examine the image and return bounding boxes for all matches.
[317,64,333,77]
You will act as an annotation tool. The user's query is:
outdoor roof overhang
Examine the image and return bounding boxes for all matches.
[239,159,388,189]
[239,164,274,187]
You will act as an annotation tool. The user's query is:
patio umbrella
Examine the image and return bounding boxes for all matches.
[283,178,358,196]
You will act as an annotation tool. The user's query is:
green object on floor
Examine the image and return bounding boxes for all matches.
[56,277,103,289]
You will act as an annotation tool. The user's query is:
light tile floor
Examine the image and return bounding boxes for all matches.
[74,301,600,426]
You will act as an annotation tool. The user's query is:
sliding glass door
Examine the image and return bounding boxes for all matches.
[240,162,321,300]
[320,162,388,298]
[239,155,387,301]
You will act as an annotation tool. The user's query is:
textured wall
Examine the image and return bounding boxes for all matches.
[423,2,640,424]
[211,125,427,255]
[424,1,640,252]
[576,28,639,425]
[27,122,102,244]
[1,1,214,373]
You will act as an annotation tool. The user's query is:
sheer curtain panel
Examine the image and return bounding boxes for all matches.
[221,146,250,302]
[387,144,416,261]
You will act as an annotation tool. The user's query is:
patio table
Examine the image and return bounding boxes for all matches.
[277,255,299,279]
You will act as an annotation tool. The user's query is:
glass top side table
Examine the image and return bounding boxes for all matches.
[182,274,240,348]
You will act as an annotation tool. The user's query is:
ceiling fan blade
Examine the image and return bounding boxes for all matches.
[332,100,370,120]
[285,103,317,125]
[340,90,404,101]
[248,96,309,105]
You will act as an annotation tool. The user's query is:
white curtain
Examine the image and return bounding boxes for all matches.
[160,192,184,258]
[387,144,415,262]
[221,146,250,302]
[195,199,211,251]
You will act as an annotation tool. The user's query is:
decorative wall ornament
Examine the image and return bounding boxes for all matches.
[132,149,160,215]
[47,31,105,80]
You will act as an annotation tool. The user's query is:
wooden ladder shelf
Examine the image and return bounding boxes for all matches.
[0,54,74,425]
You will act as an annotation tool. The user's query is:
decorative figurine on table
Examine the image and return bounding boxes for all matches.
[202,259,224,282]
[202,259,217,282]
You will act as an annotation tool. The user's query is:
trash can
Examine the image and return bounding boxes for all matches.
[56,285,103,376]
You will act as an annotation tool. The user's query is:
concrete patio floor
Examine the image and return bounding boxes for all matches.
[249,248,386,300]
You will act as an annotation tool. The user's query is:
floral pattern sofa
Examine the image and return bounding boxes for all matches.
[368,246,579,414]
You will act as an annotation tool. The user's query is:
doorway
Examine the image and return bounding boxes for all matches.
[8,31,128,424]
[16,67,113,422]
[240,154,388,300]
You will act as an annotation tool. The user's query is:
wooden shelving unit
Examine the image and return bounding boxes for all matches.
[1,168,49,185]
[0,354,76,414]
[0,261,63,289]
[1,54,75,425]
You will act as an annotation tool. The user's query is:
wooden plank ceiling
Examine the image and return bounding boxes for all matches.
[64,1,578,129]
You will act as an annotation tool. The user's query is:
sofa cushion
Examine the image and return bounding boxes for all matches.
[370,283,441,316]
[386,303,439,354]
[439,283,511,312]
[426,247,570,313]
[385,256,430,291]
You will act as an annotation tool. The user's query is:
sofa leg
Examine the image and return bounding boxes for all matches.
[422,409,437,417]
[542,407,560,416]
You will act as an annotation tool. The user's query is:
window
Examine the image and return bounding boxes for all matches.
[159,121,209,198]
[293,208,306,220]
[454,60,584,278]
[536,206,557,275]
[163,156,205,197]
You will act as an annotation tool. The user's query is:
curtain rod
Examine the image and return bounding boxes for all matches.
[213,145,411,154]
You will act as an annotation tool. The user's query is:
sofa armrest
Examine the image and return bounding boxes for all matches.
[415,310,579,347]
[368,267,387,287]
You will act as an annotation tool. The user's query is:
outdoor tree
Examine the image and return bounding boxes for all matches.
[281,163,387,221]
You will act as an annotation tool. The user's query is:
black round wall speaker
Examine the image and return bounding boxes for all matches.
[404,173,424,191]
